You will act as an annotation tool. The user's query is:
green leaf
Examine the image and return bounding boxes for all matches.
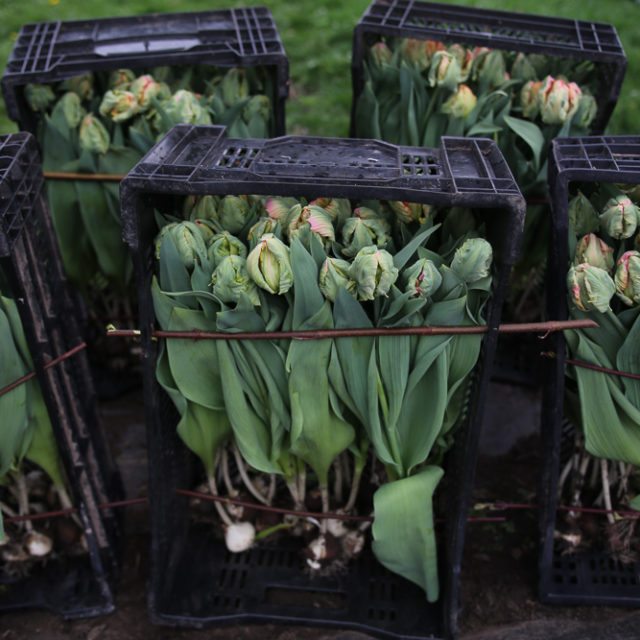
[503,115,544,168]
[372,467,444,602]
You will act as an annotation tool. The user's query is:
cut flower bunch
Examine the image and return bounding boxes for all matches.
[560,186,640,558]
[26,65,274,296]
[0,285,81,576]
[152,194,495,601]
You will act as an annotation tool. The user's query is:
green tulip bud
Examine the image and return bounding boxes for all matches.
[574,234,614,272]
[319,257,356,302]
[61,73,93,100]
[24,84,55,112]
[520,80,542,120]
[163,90,211,125]
[166,222,208,271]
[99,89,139,122]
[109,69,136,89]
[600,195,639,240]
[218,195,251,234]
[511,53,537,82]
[448,44,474,81]
[310,198,352,228]
[207,231,247,268]
[371,41,394,69]
[188,195,219,221]
[389,200,433,225]
[341,215,390,258]
[57,92,84,128]
[568,263,615,313]
[211,255,260,306]
[400,39,429,70]
[350,246,399,301]
[573,93,597,129]
[155,223,177,260]
[79,114,109,154]
[129,75,163,112]
[243,95,270,122]
[441,84,477,119]
[246,233,293,295]
[222,68,249,107]
[538,76,582,125]
[192,219,218,244]
[472,49,507,88]
[403,258,442,298]
[568,191,600,236]
[614,251,640,306]
[428,52,462,90]
[450,238,493,283]
[288,205,335,249]
[264,197,298,221]
[247,217,282,248]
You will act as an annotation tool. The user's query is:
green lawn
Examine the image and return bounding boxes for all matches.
[0,0,638,136]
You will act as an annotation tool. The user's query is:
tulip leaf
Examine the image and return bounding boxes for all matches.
[503,115,544,168]
[372,467,444,602]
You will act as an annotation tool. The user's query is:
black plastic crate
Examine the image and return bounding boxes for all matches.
[121,124,525,638]
[1,7,288,136]
[350,0,626,136]
[539,136,640,606]
[0,132,121,617]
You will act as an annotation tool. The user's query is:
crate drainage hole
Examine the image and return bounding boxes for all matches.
[264,587,347,609]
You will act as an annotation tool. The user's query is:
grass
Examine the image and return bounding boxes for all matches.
[0,0,638,136]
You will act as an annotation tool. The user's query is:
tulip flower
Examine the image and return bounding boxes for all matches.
[162,90,211,125]
[164,222,208,271]
[538,76,582,125]
[56,92,84,128]
[450,238,493,283]
[371,42,394,69]
[79,115,109,155]
[448,44,474,81]
[600,195,639,240]
[264,197,297,222]
[243,95,270,123]
[614,251,640,306]
[341,216,390,258]
[400,39,429,70]
[247,217,282,248]
[310,198,352,228]
[428,52,462,90]
[189,195,219,222]
[574,234,614,272]
[349,246,399,301]
[222,68,249,107]
[61,73,93,101]
[568,263,616,313]
[287,205,335,249]
[511,53,537,82]
[130,75,163,111]
[207,231,248,268]
[441,84,477,119]
[246,233,293,295]
[109,69,136,89]
[99,89,140,122]
[211,255,260,306]
[24,84,55,112]
[472,50,507,89]
[389,201,432,225]
[520,81,542,120]
[319,257,356,302]
[218,195,251,235]
[573,93,598,129]
[403,259,443,299]
[568,191,600,236]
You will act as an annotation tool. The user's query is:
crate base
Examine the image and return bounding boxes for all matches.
[541,549,640,606]
[151,524,441,639]
[0,555,113,618]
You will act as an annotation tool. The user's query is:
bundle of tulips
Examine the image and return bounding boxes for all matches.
[559,187,640,560]
[0,286,81,576]
[25,65,273,297]
[152,194,495,601]
[355,39,600,315]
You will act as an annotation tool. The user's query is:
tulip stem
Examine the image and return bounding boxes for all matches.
[221,448,238,497]
[320,486,330,535]
[207,474,233,527]
[233,445,269,506]
[600,460,615,526]
[56,485,83,528]
[333,459,343,504]
[0,500,17,519]
[13,471,32,532]
[267,475,277,505]
[344,464,364,514]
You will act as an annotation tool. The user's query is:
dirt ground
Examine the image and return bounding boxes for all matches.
[2,381,639,640]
